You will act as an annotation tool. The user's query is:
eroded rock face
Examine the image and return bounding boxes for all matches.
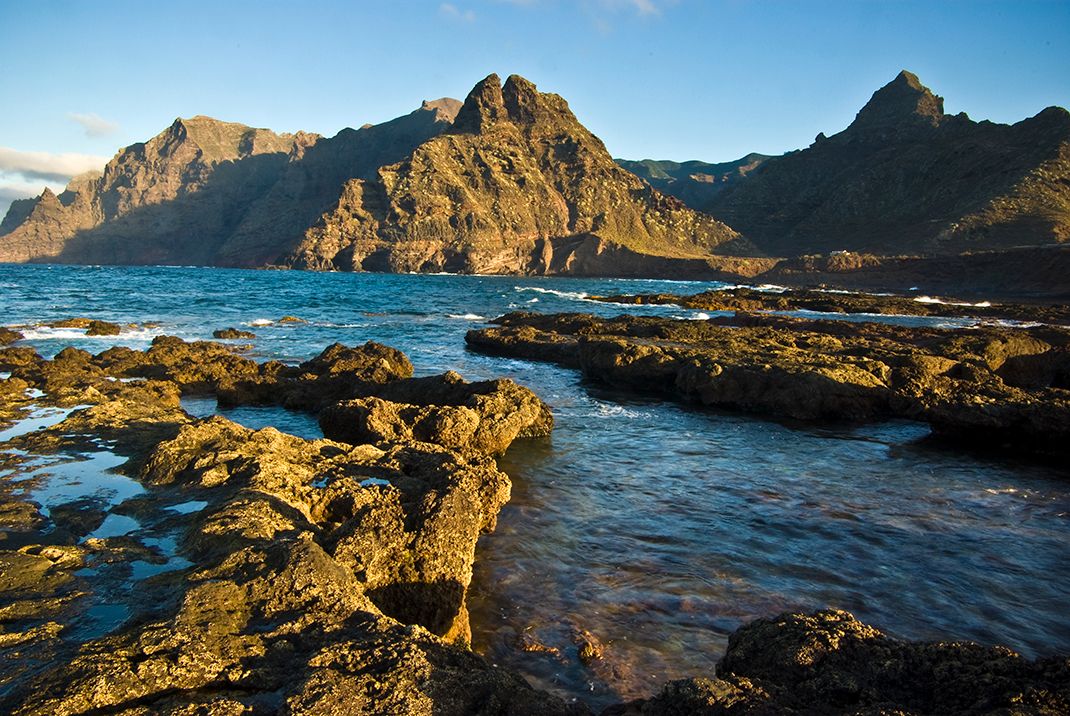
[467,311,1070,456]
[0,341,575,715]
[613,610,1070,715]
[319,371,554,455]
[287,74,752,276]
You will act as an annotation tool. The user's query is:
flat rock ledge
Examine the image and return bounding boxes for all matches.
[590,286,1070,324]
[1,338,1067,714]
[467,311,1070,457]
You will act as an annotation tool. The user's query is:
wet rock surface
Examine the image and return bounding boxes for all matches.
[211,327,256,340]
[611,610,1070,715]
[0,338,575,714]
[467,311,1070,457]
[3,335,1068,713]
[591,285,1070,325]
[319,370,554,456]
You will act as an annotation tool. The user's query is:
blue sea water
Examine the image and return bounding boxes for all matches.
[2,264,1069,708]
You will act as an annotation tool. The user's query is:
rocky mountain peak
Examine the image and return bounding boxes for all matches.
[850,69,946,133]
[450,73,578,136]
[420,97,463,123]
[450,73,508,133]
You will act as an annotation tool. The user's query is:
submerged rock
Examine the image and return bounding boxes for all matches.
[468,311,1070,457]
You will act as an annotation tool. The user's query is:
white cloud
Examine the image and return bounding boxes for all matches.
[0,147,109,183]
[68,111,119,138]
[439,3,476,21]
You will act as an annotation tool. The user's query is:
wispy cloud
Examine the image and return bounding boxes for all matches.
[68,111,119,138]
[608,0,660,15]
[0,147,109,183]
[440,3,476,21]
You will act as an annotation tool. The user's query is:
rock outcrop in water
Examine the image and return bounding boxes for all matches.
[2,335,1069,712]
[705,70,1070,257]
[591,286,1070,324]
[467,310,1070,457]
[613,610,1070,715]
[0,337,569,714]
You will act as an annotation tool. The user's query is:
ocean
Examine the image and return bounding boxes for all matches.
[2,263,1068,708]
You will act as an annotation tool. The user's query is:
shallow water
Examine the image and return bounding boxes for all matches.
[3,264,1069,708]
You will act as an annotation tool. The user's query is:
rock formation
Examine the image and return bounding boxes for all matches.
[0,76,752,276]
[612,610,1070,715]
[285,74,752,274]
[467,309,1070,457]
[706,70,1070,256]
[2,334,1069,712]
[590,285,1070,324]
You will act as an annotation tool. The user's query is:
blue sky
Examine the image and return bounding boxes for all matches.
[1,0,1068,214]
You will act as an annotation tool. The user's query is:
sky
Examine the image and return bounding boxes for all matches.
[1,0,1068,216]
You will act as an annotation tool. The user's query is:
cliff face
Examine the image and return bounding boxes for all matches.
[0,77,748,275]
[285,74,752,274]
[0,117,318,264]
[706,70,1070,256]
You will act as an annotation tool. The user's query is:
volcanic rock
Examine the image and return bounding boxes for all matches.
[612,610,1070,715]
[288,74,752,275]
[319,371,553,455]
[467,311,1070,456]
[212,327,256,339]
[708,70,1070,257]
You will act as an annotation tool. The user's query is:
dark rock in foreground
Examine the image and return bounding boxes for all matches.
[613,610,1070,715]
[467,311,1070,457]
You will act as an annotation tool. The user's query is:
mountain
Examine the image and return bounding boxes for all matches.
[615,153,770,210]
[0,75,752,275]
[706,70,1070,256]
[284,74,752,274]
[0,117,318,264]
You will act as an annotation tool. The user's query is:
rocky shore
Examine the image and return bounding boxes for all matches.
[2,333,1068,713]
[590,285,1070,324]
[466,310,1070,457]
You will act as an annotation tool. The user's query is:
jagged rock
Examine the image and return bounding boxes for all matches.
[47,318,122,336]
[0,327,22,346]
[611,610,1070,715]
[0,118,318,265]
[319,371,553,455]
[467,311,1070,456]
[288,73,752,275]
[211,327,256,340]
[0,74,753,279]
[708,70,1070,257]
[217,341,414,410]
[0,342,579,716]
